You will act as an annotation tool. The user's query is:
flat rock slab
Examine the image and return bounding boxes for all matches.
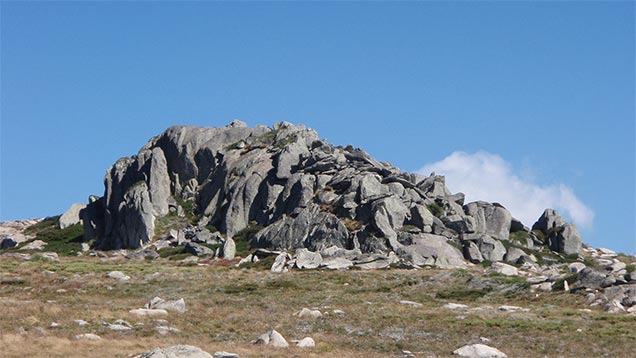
[136,345,213,358]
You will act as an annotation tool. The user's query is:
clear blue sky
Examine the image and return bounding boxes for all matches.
[1,2,634,253]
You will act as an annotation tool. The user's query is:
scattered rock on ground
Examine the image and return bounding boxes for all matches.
[295,308,322,319]
[135,345,213,358]
[254,329,289,348]
[75,333,101,340]
[106,271,130,281]
[296,337,315,348]
[145,296,186,313]
[453,343,508,358]
[130,308,169,317]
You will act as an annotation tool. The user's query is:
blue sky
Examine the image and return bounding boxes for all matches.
[1,2,634,253]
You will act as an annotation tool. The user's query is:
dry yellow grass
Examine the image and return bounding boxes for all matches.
[1,256,635,357]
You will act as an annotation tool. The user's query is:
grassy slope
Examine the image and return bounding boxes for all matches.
[1,256,634,358]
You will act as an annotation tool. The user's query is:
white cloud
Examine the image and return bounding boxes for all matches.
[417,151,594,229]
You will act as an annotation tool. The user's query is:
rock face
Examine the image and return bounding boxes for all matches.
[78,121,585,268]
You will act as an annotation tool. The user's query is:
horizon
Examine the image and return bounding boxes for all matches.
[1,2,634,253]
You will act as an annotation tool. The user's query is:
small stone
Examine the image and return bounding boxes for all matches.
[135,345,213,358]
[145,297,186,313]
[443,303,468,309]
[154,326,181,335]
[295,308,322,319]
[74,319,89,326]
[332,309,345,316]
[498,305,528,312]
[399,300,423,308]
[453,343,508,358]
[296,337,315,348]
[213,352,239,358]
[75,333,101,340]
[106,271,130,281]
[130,308,169,317]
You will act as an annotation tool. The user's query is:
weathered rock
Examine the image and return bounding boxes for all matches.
[222,238,236,260]
[213,352,238,358]
[253,204,348,251]
[154,326,181,335]
[296,337,315,348]
[129,308,168,317]
[532,209,567,233]
[472,235,507,262]
[135,345,213,358]
[488,262,518,276]
[576,268,615,289]
[75,333,101,340]
[548,224,582,256]
[504,247,526,264]
[293,248,322,269]
[399,300,423,308]
[372,196,409,242]
[106,271,130,281]
[184,242,213,256]
[20,240,47,250]
[568,262,586,273]
[254,329,289,348]
[464,202,512,241]
[319,256,353,270]
[59,203,87,229]
[146,297,186,313]
[443,303,469,309]
[463,241,483,263]
[396,234,466,269]
[36,252,59,262]
[271,252,288,273]
[295,308,323,319]
[453,344,508,358]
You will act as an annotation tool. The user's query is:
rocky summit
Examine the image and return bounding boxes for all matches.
[79,121,580,267]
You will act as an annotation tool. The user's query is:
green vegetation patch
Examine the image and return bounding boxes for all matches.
[436,288,490,301]
[231,223,264,256]
[426,202,443,218]
[23,216,84,256]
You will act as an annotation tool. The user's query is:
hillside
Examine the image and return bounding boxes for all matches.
[1,121,635,357]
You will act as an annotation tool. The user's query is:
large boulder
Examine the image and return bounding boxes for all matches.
[532,209,567,233]
[464,235,507,262]
[532,209,582,255]
[396,233,466,269]
[59,203,87,229]
[548,223,582,256]
[464,202,511,241]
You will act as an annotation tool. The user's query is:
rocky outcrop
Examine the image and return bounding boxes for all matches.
[532,209,582,255]
[76,121,587,269]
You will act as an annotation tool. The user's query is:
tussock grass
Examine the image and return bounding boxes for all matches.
[0,256,634,357]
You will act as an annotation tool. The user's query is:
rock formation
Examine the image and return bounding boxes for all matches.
[76,121,582,267]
